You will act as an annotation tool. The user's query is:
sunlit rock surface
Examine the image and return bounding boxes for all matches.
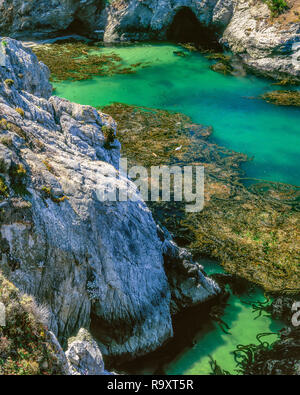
[0,38,219,359]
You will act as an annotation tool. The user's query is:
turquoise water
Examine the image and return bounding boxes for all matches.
[165,260,282,375]
[54,42,300,186]
[54,42,289,374]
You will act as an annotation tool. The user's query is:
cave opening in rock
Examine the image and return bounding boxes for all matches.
[66,17,88,35]
[167,7,222,51]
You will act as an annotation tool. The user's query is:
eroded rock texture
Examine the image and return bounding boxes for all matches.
[1,0,299,80]
[0,38,219,359]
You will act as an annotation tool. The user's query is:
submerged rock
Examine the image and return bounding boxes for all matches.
[210,61,234,75]
[0,38,219,361]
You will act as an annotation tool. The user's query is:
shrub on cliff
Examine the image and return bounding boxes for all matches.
[265,0,289,17]
[0,272,63,375]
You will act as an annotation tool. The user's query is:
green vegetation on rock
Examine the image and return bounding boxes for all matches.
[264,0,289,17]
[0,175,9,198]
[0,272,62,375]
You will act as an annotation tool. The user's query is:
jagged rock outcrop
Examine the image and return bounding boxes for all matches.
[0,38,219,360]
[50,328,114,375]
[102,0,299,80]
[0,0,299,80]
[221,0,300,81]
[1,0,298,80]
[66,328,115,375]
[102,0,234,42]
[0,0,104,38]
[159,225,219,314]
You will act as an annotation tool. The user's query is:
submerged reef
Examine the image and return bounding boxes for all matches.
[101,103,300,293]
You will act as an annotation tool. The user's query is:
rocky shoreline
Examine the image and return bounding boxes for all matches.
[0,0,299,81]
[0,0,299,374]
[0,38,220,374]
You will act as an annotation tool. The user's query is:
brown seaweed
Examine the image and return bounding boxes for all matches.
[32,43,150,82]
[100,103,300,293]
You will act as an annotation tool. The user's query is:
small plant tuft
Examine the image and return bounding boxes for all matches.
[102,125,116,149]
[0,118,8,130]
[0,175,9,198]
[265,0,289,17]
[41,186,68,204]
[15,108,25,118]
[4,79,14,87]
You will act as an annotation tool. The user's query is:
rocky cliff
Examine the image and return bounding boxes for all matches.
[0,38,219,362]
[0,0,299,80]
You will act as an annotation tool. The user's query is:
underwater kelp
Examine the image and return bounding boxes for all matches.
[100,103,300,293]
[32,42,149,82]
[233,328,300,375]
[261,90,300,106]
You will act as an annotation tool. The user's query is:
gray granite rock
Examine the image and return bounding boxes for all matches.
[0,38,220,360]
[66,328,106,375]
[1,1,299,80]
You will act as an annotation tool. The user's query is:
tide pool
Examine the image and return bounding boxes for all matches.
[166,260,282,375]
[53,42,300,186]
[53,42,289,374]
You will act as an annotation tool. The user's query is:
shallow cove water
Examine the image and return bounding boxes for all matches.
[165,260,282,375]
[53,42,293,374]
[117,259,282,375]
[53,42,300,186]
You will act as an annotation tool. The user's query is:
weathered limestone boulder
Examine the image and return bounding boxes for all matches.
[159,226,220,314]
[221,0,300,81]
[0,38,220,360]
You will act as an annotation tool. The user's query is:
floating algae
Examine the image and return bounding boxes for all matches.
[123,282,283,375]
[51,42,297,375]
[233,332,281,374]
[101,103,300,293]
[32,42,150,82]
[261,90,300,106]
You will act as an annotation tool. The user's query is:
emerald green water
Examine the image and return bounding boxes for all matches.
[53,42,291,374]
[53,42,300,186]
[165,260,282,375]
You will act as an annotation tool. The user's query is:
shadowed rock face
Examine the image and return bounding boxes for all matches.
[0,0,105,38]
[0,38,220,359]
[167,7,222,50]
